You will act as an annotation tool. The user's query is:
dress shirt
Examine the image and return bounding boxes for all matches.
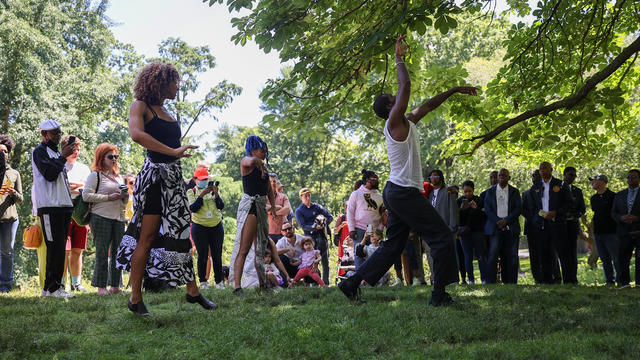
[496,184,509,218]
[541,179,551,211]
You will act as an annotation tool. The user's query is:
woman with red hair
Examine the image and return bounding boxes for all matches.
[82,143,128,295]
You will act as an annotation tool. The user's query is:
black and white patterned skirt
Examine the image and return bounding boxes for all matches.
[116,157,195,286]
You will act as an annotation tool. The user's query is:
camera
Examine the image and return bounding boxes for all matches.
[314,214,327,229]
[208,180,219,187]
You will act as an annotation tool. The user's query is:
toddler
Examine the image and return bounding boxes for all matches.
[292,237,326,287]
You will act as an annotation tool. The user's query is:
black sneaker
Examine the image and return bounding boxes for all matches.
[128,300,151,316]
[186,293,217,310]
[338,277,365,303]
[429,291,454,307]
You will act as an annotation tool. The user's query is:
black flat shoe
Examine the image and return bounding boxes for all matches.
[186,293,217,310]
[128,300,151,316]
[232,288,245,296]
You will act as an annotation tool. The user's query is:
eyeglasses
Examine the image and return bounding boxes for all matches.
[106,154,119,160]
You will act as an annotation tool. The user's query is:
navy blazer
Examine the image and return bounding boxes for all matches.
[483,184,522,236]
[530,177,572,229]
[611,188,640,237]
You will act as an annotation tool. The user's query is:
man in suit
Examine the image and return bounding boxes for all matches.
[530,162,573,284]
[522,169,543,283]
[483,169,522,283]
[560,166,585,284]
[423,170,459,283]
[611,169,640,287]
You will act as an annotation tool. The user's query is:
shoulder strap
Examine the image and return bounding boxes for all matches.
[95,171,100,193]
[144,102,158,117]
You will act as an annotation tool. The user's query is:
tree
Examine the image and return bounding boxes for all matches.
[150,37,242,141]
[208,0,640,163]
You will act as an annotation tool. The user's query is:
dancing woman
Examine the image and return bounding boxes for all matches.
[116,62,216,316]
[229,136,281,294]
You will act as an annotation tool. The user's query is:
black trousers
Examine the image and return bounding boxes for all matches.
[279,254,298,278]
[40,212,72,293]
[191,222,224,284]
[558,220,579,284]
[356,182,458,290]
[538,219,566,284]
[617,234,640,286]
[526,230,543,283]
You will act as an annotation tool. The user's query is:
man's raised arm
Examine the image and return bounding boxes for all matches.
[387,35,411,141]
[406,86,478,124]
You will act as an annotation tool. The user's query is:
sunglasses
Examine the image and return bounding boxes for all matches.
[106,154,119,160]
[50,129,63,135]
[282,227,293,231]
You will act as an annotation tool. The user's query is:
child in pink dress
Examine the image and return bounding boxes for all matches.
[292,237,325,287]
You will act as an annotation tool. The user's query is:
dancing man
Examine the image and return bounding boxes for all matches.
[338,35,477,306]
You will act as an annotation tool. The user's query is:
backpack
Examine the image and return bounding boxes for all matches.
[72,171,100,226]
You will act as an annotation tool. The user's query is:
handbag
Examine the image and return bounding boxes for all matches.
[23,222,43,249]
[72,171,99,226]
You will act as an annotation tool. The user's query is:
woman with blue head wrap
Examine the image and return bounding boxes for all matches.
[229,135,290,293]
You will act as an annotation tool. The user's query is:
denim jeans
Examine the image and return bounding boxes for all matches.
[460,231,487,283]
[0,220,18,290]
[593,233,619,284]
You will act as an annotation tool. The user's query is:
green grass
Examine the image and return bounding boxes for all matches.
[2,256,640,360]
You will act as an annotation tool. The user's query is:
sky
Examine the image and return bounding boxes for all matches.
[105,0,283,141]
[105,0,534,149]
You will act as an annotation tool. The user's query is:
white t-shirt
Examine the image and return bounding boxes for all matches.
[65,161,91,199]
[384,119,423,190]
[276,234,305,262]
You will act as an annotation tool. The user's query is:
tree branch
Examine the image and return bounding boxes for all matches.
[464,34,640,155]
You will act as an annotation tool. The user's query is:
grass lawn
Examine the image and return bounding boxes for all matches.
[2,255,639,359]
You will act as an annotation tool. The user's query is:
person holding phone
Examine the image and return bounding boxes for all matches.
[62,135,91,293]
[32,120,77,298]
[187,166,225,290]
[115,62,215,316]
[82,143,128,295]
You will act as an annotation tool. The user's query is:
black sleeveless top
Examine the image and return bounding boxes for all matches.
[242,166,268,196]
[144,103,181,163]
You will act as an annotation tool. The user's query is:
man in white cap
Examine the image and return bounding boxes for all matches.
[32,120,76,298]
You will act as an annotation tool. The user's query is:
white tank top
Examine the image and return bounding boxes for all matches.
[384,119,424,190]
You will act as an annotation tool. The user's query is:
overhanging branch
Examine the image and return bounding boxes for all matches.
[463,34,640,155]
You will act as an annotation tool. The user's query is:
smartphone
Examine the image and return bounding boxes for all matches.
[208,180,219,187]
[366,224,373,233]
[67,136,76,145]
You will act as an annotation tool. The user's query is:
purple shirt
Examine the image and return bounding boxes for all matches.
[298,250,320,269]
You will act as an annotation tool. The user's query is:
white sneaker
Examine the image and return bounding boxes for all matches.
[40,290,50,298]
[50,288,75,298]
[199,282,209,290]
[71,284,88,293]
[215,282,225,290]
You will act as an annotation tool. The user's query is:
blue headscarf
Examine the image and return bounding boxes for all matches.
[245,135,269,163]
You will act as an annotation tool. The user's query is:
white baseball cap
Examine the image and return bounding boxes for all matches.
[39,120,62,131]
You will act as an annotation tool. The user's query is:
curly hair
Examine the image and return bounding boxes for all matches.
[133,62,180,105]
[0,134,15,154]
